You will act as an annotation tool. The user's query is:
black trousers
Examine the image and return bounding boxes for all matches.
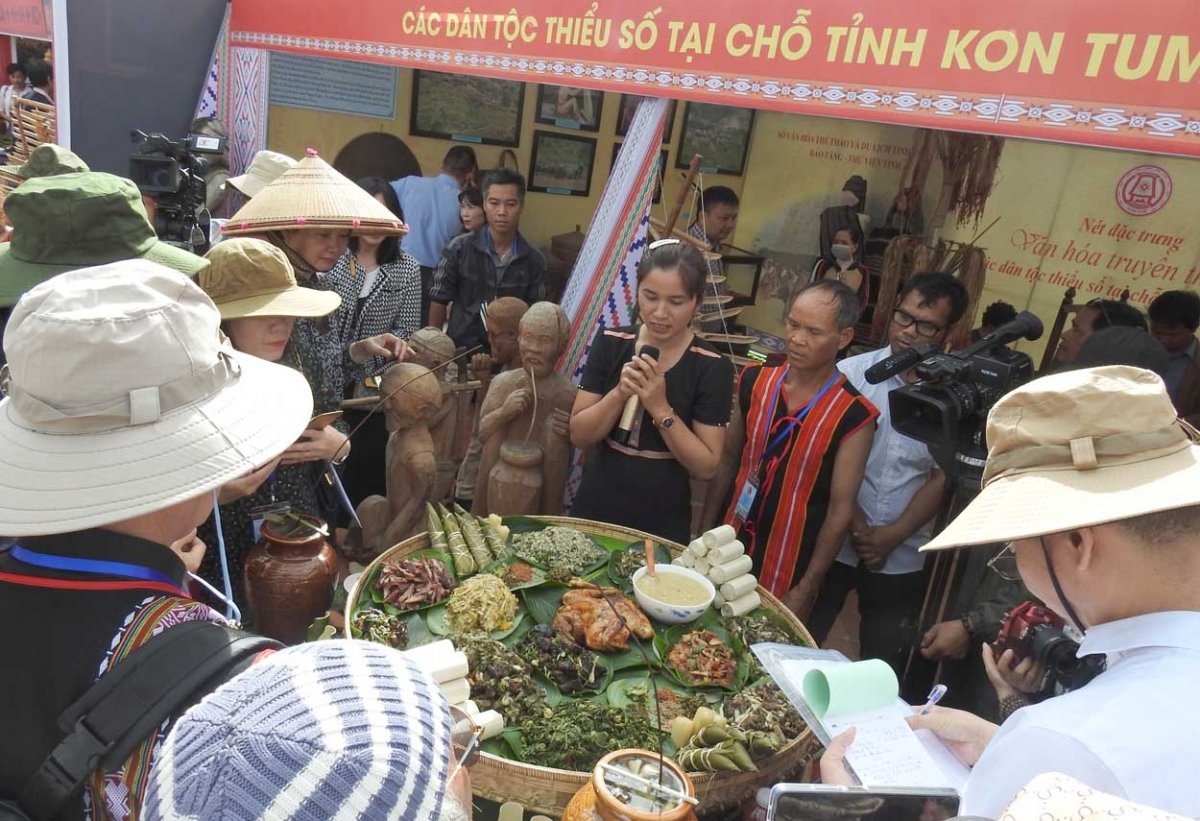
[806,561,927,677]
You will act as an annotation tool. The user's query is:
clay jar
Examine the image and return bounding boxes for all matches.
[563,750,697,821]
[244,512,339,644]
[487,440,544,516]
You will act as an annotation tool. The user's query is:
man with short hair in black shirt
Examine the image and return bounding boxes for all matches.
[428,168,547,353]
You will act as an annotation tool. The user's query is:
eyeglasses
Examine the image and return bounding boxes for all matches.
[449,705,483,770]
[988,542,1021,582]
[1086,298,1113,329]
[892,308,945,339]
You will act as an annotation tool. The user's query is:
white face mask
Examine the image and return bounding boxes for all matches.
[831,243,854,266]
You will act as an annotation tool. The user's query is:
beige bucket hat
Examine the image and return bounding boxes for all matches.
[225,149,297,199]
[923,365,1200,551]
[201,238,341,319]
[0,259,314,536]
[222,150,407,237]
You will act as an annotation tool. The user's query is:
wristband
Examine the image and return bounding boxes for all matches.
[960,612,977,636]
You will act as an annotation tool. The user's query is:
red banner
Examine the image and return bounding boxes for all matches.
[230,0,1200,157]
[0,0,47,38]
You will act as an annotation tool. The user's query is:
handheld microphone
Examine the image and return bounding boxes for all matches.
[865,343,935,385]
[616,344,660,443]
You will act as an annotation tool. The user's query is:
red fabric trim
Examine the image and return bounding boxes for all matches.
[688,345,722,359]
[723,366,781,526]
[603,330,637,339]
[840,407,880,442]
[0,572,186,597]
[759,385,855,595]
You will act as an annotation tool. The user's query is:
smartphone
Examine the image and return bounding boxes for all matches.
[768,784,960,821]
[307,411,343,431]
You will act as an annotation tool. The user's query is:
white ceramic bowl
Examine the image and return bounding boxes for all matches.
[631,564,716,624]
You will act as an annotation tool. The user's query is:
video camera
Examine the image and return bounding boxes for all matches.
[995,601,1105,691]
[128,130,226,255]
[865,312,1044,484]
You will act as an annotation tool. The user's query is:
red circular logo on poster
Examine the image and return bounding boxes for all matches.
[1116,165,1172,216]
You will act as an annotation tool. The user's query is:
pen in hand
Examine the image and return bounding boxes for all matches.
[918,683,948,715]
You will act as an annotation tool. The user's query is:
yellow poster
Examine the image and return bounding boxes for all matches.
[942,140,1199,361]
[735,110,1199,363]
[736,111,941,340]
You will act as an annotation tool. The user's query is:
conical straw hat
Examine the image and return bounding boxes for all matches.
[223,150,406,236]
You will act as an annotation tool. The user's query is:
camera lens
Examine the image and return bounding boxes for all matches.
[1031,624,1081,677]
[147,168,173,189]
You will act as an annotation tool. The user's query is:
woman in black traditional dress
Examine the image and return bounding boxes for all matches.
[568,239,734,544]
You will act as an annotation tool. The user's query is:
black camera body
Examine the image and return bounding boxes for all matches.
[129,131,225,254]
[867,312,1044,482]
[890,346,1035,477]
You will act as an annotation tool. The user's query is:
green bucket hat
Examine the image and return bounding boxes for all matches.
[1,144,90,179]
[0,171,208,307]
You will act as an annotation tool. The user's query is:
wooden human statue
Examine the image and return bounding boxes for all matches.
[473,302,575,516]
[407,326,458,501]
[354,362,445,561]
[455,297,530,506]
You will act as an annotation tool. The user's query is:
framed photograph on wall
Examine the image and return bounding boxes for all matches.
[535,84,604,132]
[529,130,596,196]
[676,102,755,176]
[616,94,677,140]
[612,142,668,204]
[410,70,525,147]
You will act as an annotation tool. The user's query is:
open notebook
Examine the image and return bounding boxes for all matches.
[754,644,970,792]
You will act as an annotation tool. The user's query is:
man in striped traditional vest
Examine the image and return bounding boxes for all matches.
[702,280,878,620]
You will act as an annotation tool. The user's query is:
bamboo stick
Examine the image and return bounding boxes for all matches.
[663,154,702,237]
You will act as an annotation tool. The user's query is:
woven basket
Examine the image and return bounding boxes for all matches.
[345,516,819,817]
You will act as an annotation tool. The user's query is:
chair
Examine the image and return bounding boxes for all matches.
[1038,286,1133,374]
[1,96,57,194]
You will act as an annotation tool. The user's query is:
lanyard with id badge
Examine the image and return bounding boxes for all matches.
[731,369,839,528]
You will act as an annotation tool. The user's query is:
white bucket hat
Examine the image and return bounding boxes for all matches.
[924,365,1200,551]
[225,149,297,199]
[0,259,315,536]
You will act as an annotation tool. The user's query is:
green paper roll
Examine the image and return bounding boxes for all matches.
[802,659,899,719]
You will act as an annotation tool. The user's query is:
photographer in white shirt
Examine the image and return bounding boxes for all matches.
[820,366,1200,818]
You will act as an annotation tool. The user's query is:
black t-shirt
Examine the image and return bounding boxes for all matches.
[569,326,734,544]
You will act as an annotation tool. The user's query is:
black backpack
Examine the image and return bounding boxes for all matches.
[0,621,280,821]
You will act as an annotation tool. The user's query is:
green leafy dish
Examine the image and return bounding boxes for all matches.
[608,540,674,592]
[654,618,751,692]
[516,625,613,695]
[427,605,527,642]
[365,549,458,615]
[506,519,610,579]
[481,557,548,591]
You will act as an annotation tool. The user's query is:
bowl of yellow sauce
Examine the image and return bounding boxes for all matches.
[631,564,716,624]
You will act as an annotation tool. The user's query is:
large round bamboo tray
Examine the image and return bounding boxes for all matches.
[346,516,820,817]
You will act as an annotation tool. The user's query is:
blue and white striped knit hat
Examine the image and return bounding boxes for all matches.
[143,640,452,821]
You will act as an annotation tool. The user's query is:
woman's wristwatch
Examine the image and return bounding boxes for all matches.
[653,409,677,430]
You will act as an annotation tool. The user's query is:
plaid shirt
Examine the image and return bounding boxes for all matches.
[428,228,547,351]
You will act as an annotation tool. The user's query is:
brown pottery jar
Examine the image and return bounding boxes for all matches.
[244,512,339,645]
[563,749,698,821]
